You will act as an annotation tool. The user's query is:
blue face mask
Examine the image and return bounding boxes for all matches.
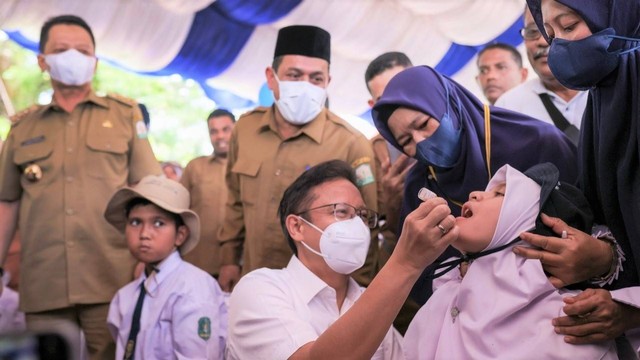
[414,96,462,169]
[548,28,640,91]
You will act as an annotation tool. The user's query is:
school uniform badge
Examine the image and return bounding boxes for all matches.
[198,317,211,340]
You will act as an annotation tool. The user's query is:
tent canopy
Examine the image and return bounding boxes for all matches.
[0,0,526,116]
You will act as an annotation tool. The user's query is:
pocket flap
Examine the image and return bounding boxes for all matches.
[86,136,128,154]
[231,158,261,177]
[14,141,53,165]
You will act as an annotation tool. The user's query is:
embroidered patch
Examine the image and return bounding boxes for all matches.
[354,163,374,187]
[135,120,148,139]
[198,317,211,340]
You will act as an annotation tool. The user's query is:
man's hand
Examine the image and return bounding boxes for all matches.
[513,214,611,288]
[553,289,640,344]
[218,264,241,292]
[393,197,457,273]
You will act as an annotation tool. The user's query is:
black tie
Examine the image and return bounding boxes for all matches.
[123,283,147,360]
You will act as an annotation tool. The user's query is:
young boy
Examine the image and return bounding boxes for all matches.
[105,175,226,359]
[403,163,624,359]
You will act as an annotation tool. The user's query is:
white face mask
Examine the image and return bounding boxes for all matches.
[274,75,327,125]
[45,49,97,86]
[298,216,371,274]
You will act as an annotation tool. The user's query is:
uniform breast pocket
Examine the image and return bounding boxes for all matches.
[85,131,129,180]
[14,141,54,186]
[231,159,261,207]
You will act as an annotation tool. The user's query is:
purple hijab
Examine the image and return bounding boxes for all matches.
[372,66,578,304]
[527,0,640,287]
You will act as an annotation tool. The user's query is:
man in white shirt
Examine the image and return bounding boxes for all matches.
[495,7,587,143]
[227,160,455,359]
[475,43,528,105]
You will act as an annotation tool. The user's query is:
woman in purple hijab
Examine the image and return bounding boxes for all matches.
[516,0,640,351]
[372,65,578,304]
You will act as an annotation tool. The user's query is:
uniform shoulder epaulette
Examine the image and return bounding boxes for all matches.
[240,106,268,119]
[9,105,40,126]
[106,93,138,107]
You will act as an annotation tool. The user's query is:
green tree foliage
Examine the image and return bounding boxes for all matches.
[0,34,222,165]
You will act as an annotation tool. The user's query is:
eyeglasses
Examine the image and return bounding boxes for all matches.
[520,26,542,41]
[297,202,379,229]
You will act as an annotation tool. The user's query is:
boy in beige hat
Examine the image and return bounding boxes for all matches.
[104,175,226,359]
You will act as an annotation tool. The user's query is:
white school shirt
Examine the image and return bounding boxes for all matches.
[0,274,25,332]
[226,255,403,360]
[495,78,588,129]
[107,251,227,359]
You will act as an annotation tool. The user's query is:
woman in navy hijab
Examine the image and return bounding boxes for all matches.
[372,65,578,304]
[517,0,640,351]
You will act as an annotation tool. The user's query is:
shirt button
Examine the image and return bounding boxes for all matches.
[67,241,74,247]
[66,148,73,153]
[67,121,74,127]
[275,169,282,176]
[66,176,74,182]
[66,209,74,215]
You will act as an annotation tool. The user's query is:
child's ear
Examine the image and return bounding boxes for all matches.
[175,225,189,247]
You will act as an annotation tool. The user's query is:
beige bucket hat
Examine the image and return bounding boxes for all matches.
[104,175,200,255]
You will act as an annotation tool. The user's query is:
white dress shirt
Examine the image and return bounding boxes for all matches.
[107,251,227,359]
[226,255,403,360]
[495,78,588,129]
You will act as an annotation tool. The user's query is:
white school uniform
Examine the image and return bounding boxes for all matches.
[107,251,227,359]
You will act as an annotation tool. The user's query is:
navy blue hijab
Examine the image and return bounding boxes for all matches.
[528,0,640,288]
[372,66,578,304]
[372,65,577,216]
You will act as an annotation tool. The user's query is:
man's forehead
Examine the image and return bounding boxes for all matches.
[44,24,94,50]
[278,55,329,73]
[209,116,234,126]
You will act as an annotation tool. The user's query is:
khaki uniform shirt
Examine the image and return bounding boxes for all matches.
[0,91,161,312]
[218,106,378,283]
[180,155,227,276]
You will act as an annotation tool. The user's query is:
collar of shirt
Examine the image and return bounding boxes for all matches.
[208,154,227,164]
[257,106,327,144]
[44,89,109,113]
[284,256,361,308]
[142,250,181,297]
[531,79,587,107]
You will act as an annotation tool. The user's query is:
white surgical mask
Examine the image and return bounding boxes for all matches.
[45,49,96,86]
[274,75,327,125]
[298,216,371,274]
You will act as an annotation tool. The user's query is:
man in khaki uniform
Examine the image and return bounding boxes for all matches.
[0,15,160,359]
[218,25,378,292]
[180,108,236,277]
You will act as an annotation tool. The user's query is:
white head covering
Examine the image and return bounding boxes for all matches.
[403,165,615,360]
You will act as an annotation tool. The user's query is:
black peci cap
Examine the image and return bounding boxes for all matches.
[274,25,331,63]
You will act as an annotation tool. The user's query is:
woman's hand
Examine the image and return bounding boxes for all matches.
[513,214,611,288]
[553,289,640,344]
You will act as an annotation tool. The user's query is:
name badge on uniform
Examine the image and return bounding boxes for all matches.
[24,164,42,182]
